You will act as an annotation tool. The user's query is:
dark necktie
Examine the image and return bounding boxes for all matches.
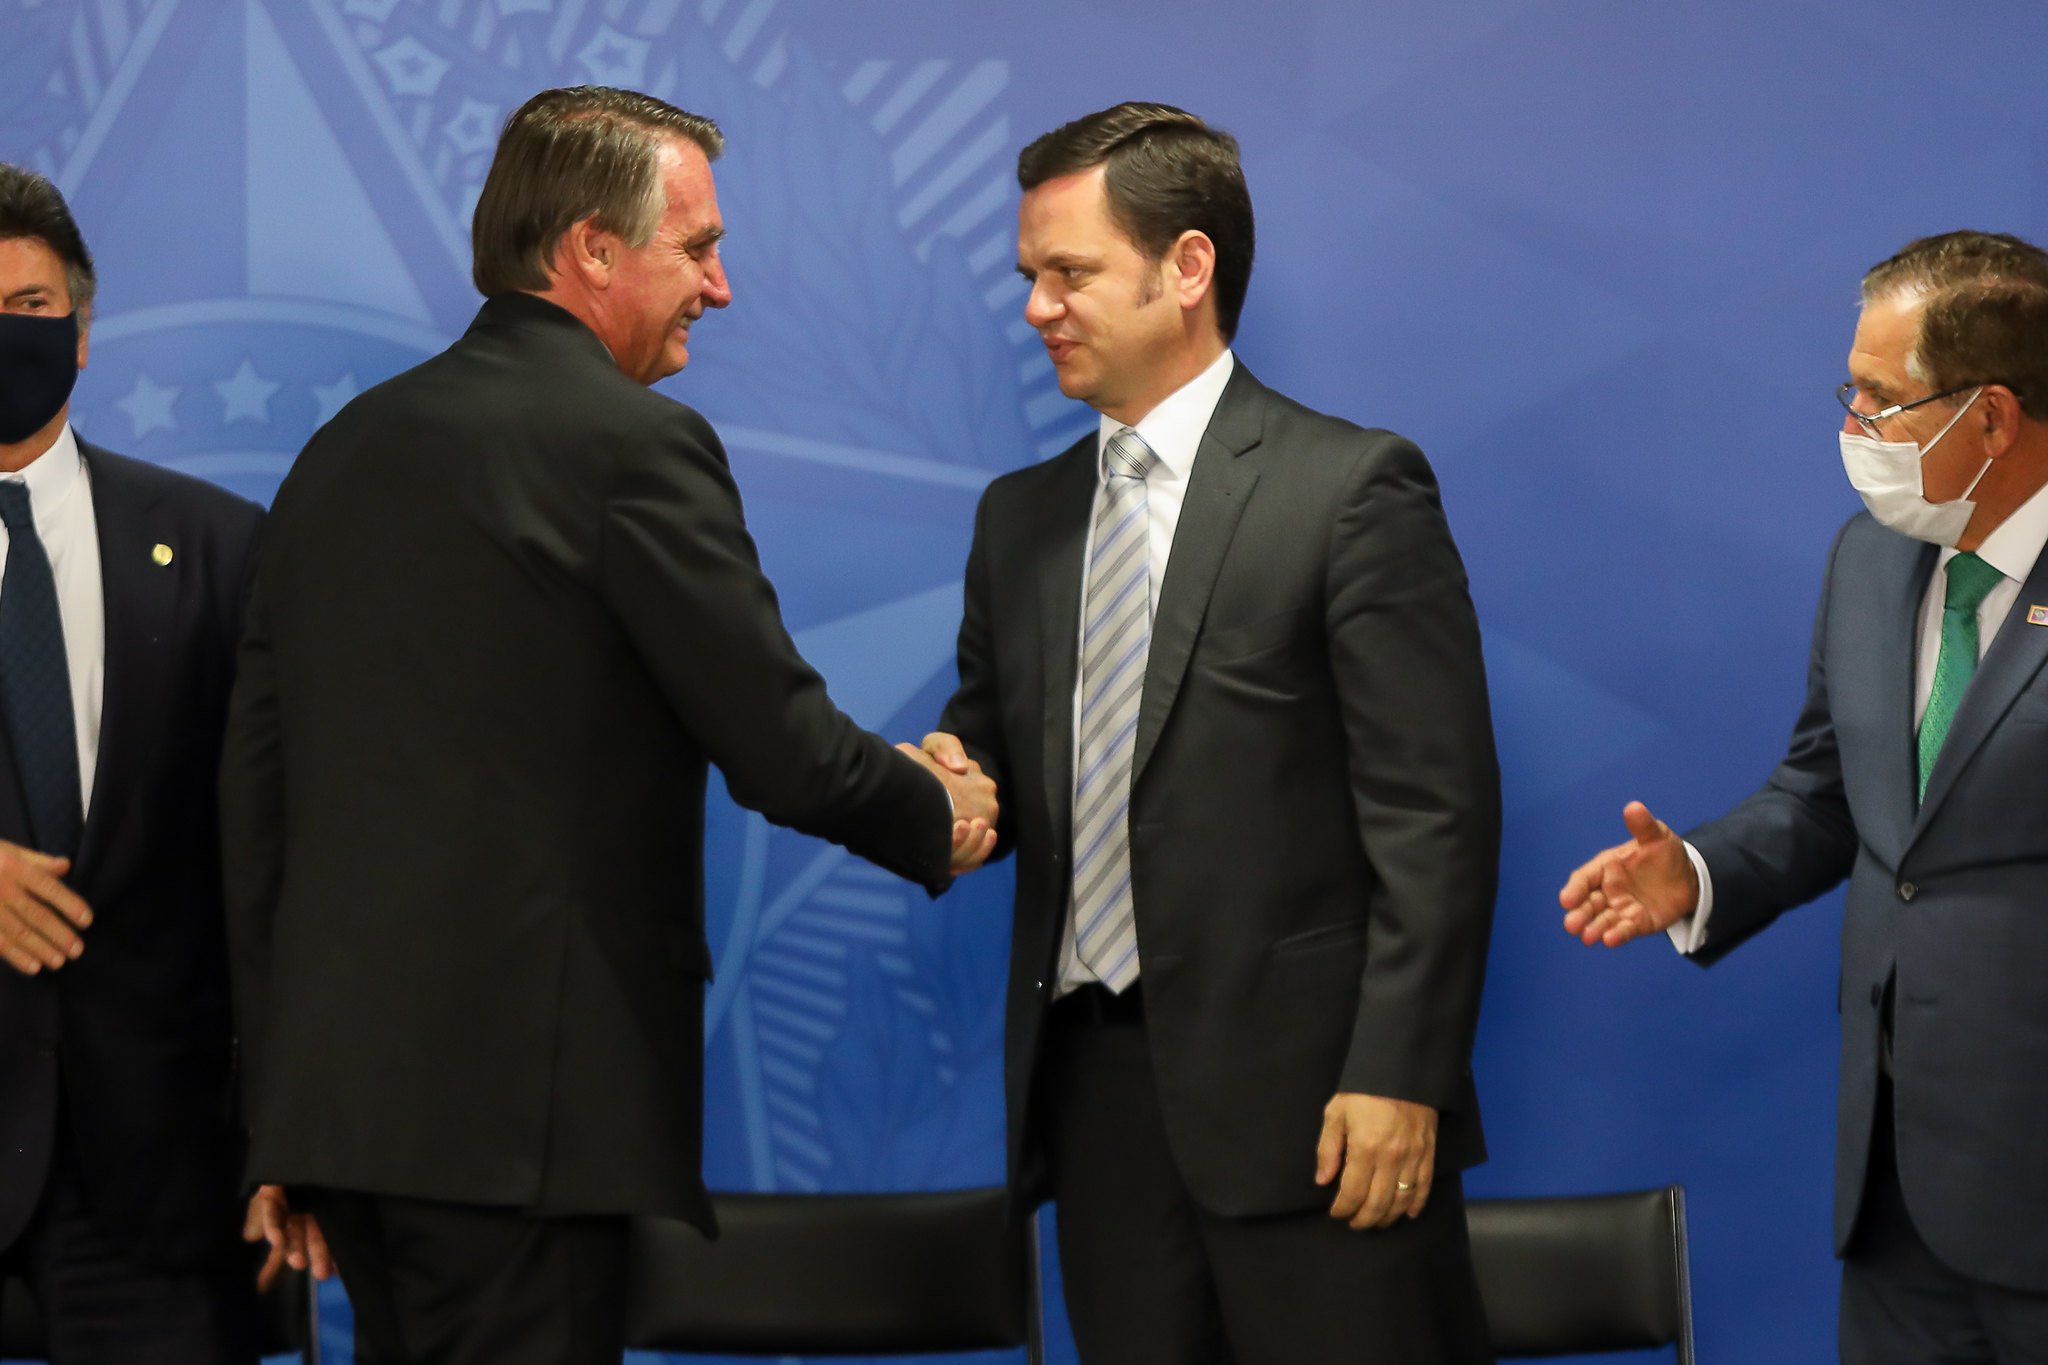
[0,480,82,858]
[1917,550,2003,802]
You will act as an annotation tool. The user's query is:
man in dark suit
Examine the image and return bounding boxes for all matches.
[1562,233,2048,1361]
[0,164,320,1362]
[923,103,1500,1363]
[219,86,996,1365]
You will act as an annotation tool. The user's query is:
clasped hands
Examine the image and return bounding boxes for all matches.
[897,732,998,874]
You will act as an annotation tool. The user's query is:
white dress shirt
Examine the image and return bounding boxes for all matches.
[0,425,105,820]
[1056,348,1236,994]
[1673,481,2048,953]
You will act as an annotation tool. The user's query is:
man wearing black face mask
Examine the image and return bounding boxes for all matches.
[0,163,322,1363]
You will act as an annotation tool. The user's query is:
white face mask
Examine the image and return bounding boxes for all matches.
[1839,388,1988,546]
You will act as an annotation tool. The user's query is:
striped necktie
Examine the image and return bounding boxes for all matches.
[1071,427,1156,993]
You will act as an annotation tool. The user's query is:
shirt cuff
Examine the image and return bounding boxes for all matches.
[1666,841,1713,955]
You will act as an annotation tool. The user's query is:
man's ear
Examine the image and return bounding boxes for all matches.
[556,216,615,290]
[1981,385,2026,460]
[1169,230,1216,315]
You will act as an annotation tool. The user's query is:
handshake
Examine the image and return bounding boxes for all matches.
[897,732,1000,876]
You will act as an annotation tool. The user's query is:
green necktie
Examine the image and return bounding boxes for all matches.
[1918,551,2004,800]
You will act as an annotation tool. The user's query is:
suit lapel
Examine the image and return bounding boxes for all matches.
[1866,536,1936,855]
[1913,541,2048,834]
[72,445,174,886]
[1036,440,1098,857]
[1130,369,1264,787]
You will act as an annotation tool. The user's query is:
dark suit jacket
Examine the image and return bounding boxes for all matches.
[220,293,952,1233]
[939,363,1500,1219]
[1690,509,2048,1292]
[0,441,263,1269]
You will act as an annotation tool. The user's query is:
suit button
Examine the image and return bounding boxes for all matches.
[1869,984,1883,1007]
[1897,881,1917,902]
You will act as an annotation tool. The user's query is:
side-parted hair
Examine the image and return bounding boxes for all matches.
[471,85,723,296]
[1018,102,1254,342]
[1863,231,2048,422]
[0,162,97,318]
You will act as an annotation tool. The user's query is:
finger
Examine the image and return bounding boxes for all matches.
[1558,855,1605,911]
[255,1240,285,1294]
[921,732,972,773]
[16,863,92,931]
[1578,906,1637,947]
[8,846,70,874]
[1,901,78,968]
[304,1218,336,1280]
[1314,1110,1345,1187]
[242,1195,268,1242]
[1622,801,1666,846]
[951,818,973,852]
[0,932,45,975]
[284,1219,308,1271]
[1407,1148,1438,1220]
[1350,1155,1400,1230]
[1329,1138,1374,1219]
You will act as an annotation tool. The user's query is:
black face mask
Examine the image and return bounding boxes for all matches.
[0,311,81,444]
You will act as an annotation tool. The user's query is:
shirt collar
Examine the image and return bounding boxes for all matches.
[1943,473,2048,585]
[0,424,84,530]
[1096,349,1236,482]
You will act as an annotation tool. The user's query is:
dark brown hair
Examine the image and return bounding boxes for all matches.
[1862,231,2048,421]
[471,86,723,296]
[1862,230,2048,302]
[1914,278,2048,421]
[1018,102,1254,341]
[0,162,96,317]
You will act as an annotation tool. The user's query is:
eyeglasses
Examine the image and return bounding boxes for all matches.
[1836,381,1983,437]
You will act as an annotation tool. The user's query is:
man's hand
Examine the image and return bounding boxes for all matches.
[0,839,91,975]
[1559,801,1700,946]
[244,1185,334,1292]
[897,735,998,873]
[1315,1093,1438,1230]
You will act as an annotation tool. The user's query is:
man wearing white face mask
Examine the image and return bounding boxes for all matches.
[1558,230,2048,1364]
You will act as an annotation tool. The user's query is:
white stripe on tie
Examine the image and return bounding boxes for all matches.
[1071,427,1155,994]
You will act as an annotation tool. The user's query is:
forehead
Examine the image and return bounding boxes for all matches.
[654,138,720,230]
[1018,166,1128,252]
[0,236,71,299]
[1848,292,1923,381]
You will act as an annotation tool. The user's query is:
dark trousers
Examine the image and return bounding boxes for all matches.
[1841,1079,2048,1364]
[0,1138,257,1365]
[1040,983,1494,1365]
[297,1188,627,1365]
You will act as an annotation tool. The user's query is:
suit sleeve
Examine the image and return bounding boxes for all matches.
[218,511,281,1098]
[1684,520,1860,965]
[1325,436,1501,1109]
[597,407,953,892]
[936,485,1013,864]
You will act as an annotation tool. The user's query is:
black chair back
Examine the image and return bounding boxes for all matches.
[626,1186,1042,1361]
[1467,1186,1694,1362]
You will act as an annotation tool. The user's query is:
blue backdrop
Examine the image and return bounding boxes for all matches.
[7,1,2048,1360]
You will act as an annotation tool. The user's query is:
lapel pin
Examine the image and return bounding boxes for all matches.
[2028,605,2048,626]
[151,543,174,566]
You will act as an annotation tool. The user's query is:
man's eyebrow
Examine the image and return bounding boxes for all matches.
[684,225,725,250]
[2,284,51,304]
